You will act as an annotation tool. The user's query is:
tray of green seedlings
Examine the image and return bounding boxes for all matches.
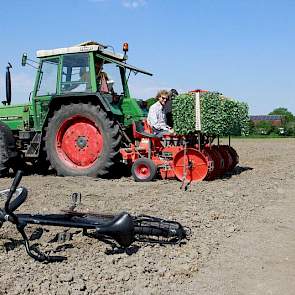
[172,92,249,136]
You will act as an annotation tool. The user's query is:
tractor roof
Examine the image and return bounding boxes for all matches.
[36,41,125,60]
[36,41,153,76]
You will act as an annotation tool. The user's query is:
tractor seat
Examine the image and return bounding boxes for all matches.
[132,120,158,139]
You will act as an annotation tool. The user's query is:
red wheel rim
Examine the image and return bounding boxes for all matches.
[173,148,208,182]
[135,163,151,179]
[56,115,103,169]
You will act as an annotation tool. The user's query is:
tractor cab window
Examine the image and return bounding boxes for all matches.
[61,53,91,93]
[37,58,59,96]
[95,59,124,103]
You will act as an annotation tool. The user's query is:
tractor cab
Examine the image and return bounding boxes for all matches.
[25,41,153,129]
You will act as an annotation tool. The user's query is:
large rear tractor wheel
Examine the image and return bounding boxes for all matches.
[45,103,121,177]
[0,122,18,177]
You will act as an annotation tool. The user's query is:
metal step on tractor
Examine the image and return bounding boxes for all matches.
[0,41,239,183]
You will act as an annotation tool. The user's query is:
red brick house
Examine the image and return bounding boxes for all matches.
[250,115,284,127]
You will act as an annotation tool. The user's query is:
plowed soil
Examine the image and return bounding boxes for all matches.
[0,138,294,295]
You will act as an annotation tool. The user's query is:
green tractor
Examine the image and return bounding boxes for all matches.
[0,41,152,177]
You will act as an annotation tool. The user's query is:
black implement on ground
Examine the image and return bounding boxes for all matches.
[0,171,188,262]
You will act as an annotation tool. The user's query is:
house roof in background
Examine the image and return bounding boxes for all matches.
[250,115,283,121]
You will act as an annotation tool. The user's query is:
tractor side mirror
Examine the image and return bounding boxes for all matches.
[21,53,27,67]
[21,54,39,70]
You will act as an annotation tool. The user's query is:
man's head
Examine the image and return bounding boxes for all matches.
[95,59,103,74]
[156,90,169,106]
[169,89,179,100]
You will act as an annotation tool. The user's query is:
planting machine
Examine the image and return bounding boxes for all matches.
[0,41,239,182]
[120,108,239,184]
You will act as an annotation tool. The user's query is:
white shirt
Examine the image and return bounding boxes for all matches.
[147,101,170,131]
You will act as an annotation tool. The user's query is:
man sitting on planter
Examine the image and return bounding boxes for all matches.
[147,90,174,137]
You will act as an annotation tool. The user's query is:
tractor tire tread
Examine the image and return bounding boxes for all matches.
[0,122,18,177]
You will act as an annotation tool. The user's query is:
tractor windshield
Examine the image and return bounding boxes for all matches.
[61,53,91,93]
[37,58,59,96]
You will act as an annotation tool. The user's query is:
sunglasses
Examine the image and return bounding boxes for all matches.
[160,96,168,100]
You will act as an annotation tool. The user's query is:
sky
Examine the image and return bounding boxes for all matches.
[0,0,294,115]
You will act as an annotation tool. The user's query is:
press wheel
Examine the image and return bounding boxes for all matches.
[173,148,208,182]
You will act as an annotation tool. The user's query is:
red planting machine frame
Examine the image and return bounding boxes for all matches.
[120,90,239,184]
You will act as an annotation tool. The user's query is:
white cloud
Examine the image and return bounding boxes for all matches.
[87,0,147,8]
[122,0,146,9]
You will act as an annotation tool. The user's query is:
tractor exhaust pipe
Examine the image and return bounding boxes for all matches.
[5,63,12,106]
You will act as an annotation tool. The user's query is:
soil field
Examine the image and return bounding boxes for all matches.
[0,138,294,295]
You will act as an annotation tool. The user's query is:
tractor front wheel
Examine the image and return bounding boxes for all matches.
[45,103,121,177]
[0,122,18,177]
[131,158,157,182]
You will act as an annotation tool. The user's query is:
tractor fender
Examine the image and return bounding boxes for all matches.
[49,93,111,112]
[43,93,123,129]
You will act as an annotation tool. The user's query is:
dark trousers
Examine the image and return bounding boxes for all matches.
[152,128,170,138]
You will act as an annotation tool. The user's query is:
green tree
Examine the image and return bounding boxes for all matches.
[248,120,255,135]
[255,120,273,135]
[268,107,294,123]
[146,97,157,109]
[286,121,295,136]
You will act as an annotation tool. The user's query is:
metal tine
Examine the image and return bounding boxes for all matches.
[69,192,81,211]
